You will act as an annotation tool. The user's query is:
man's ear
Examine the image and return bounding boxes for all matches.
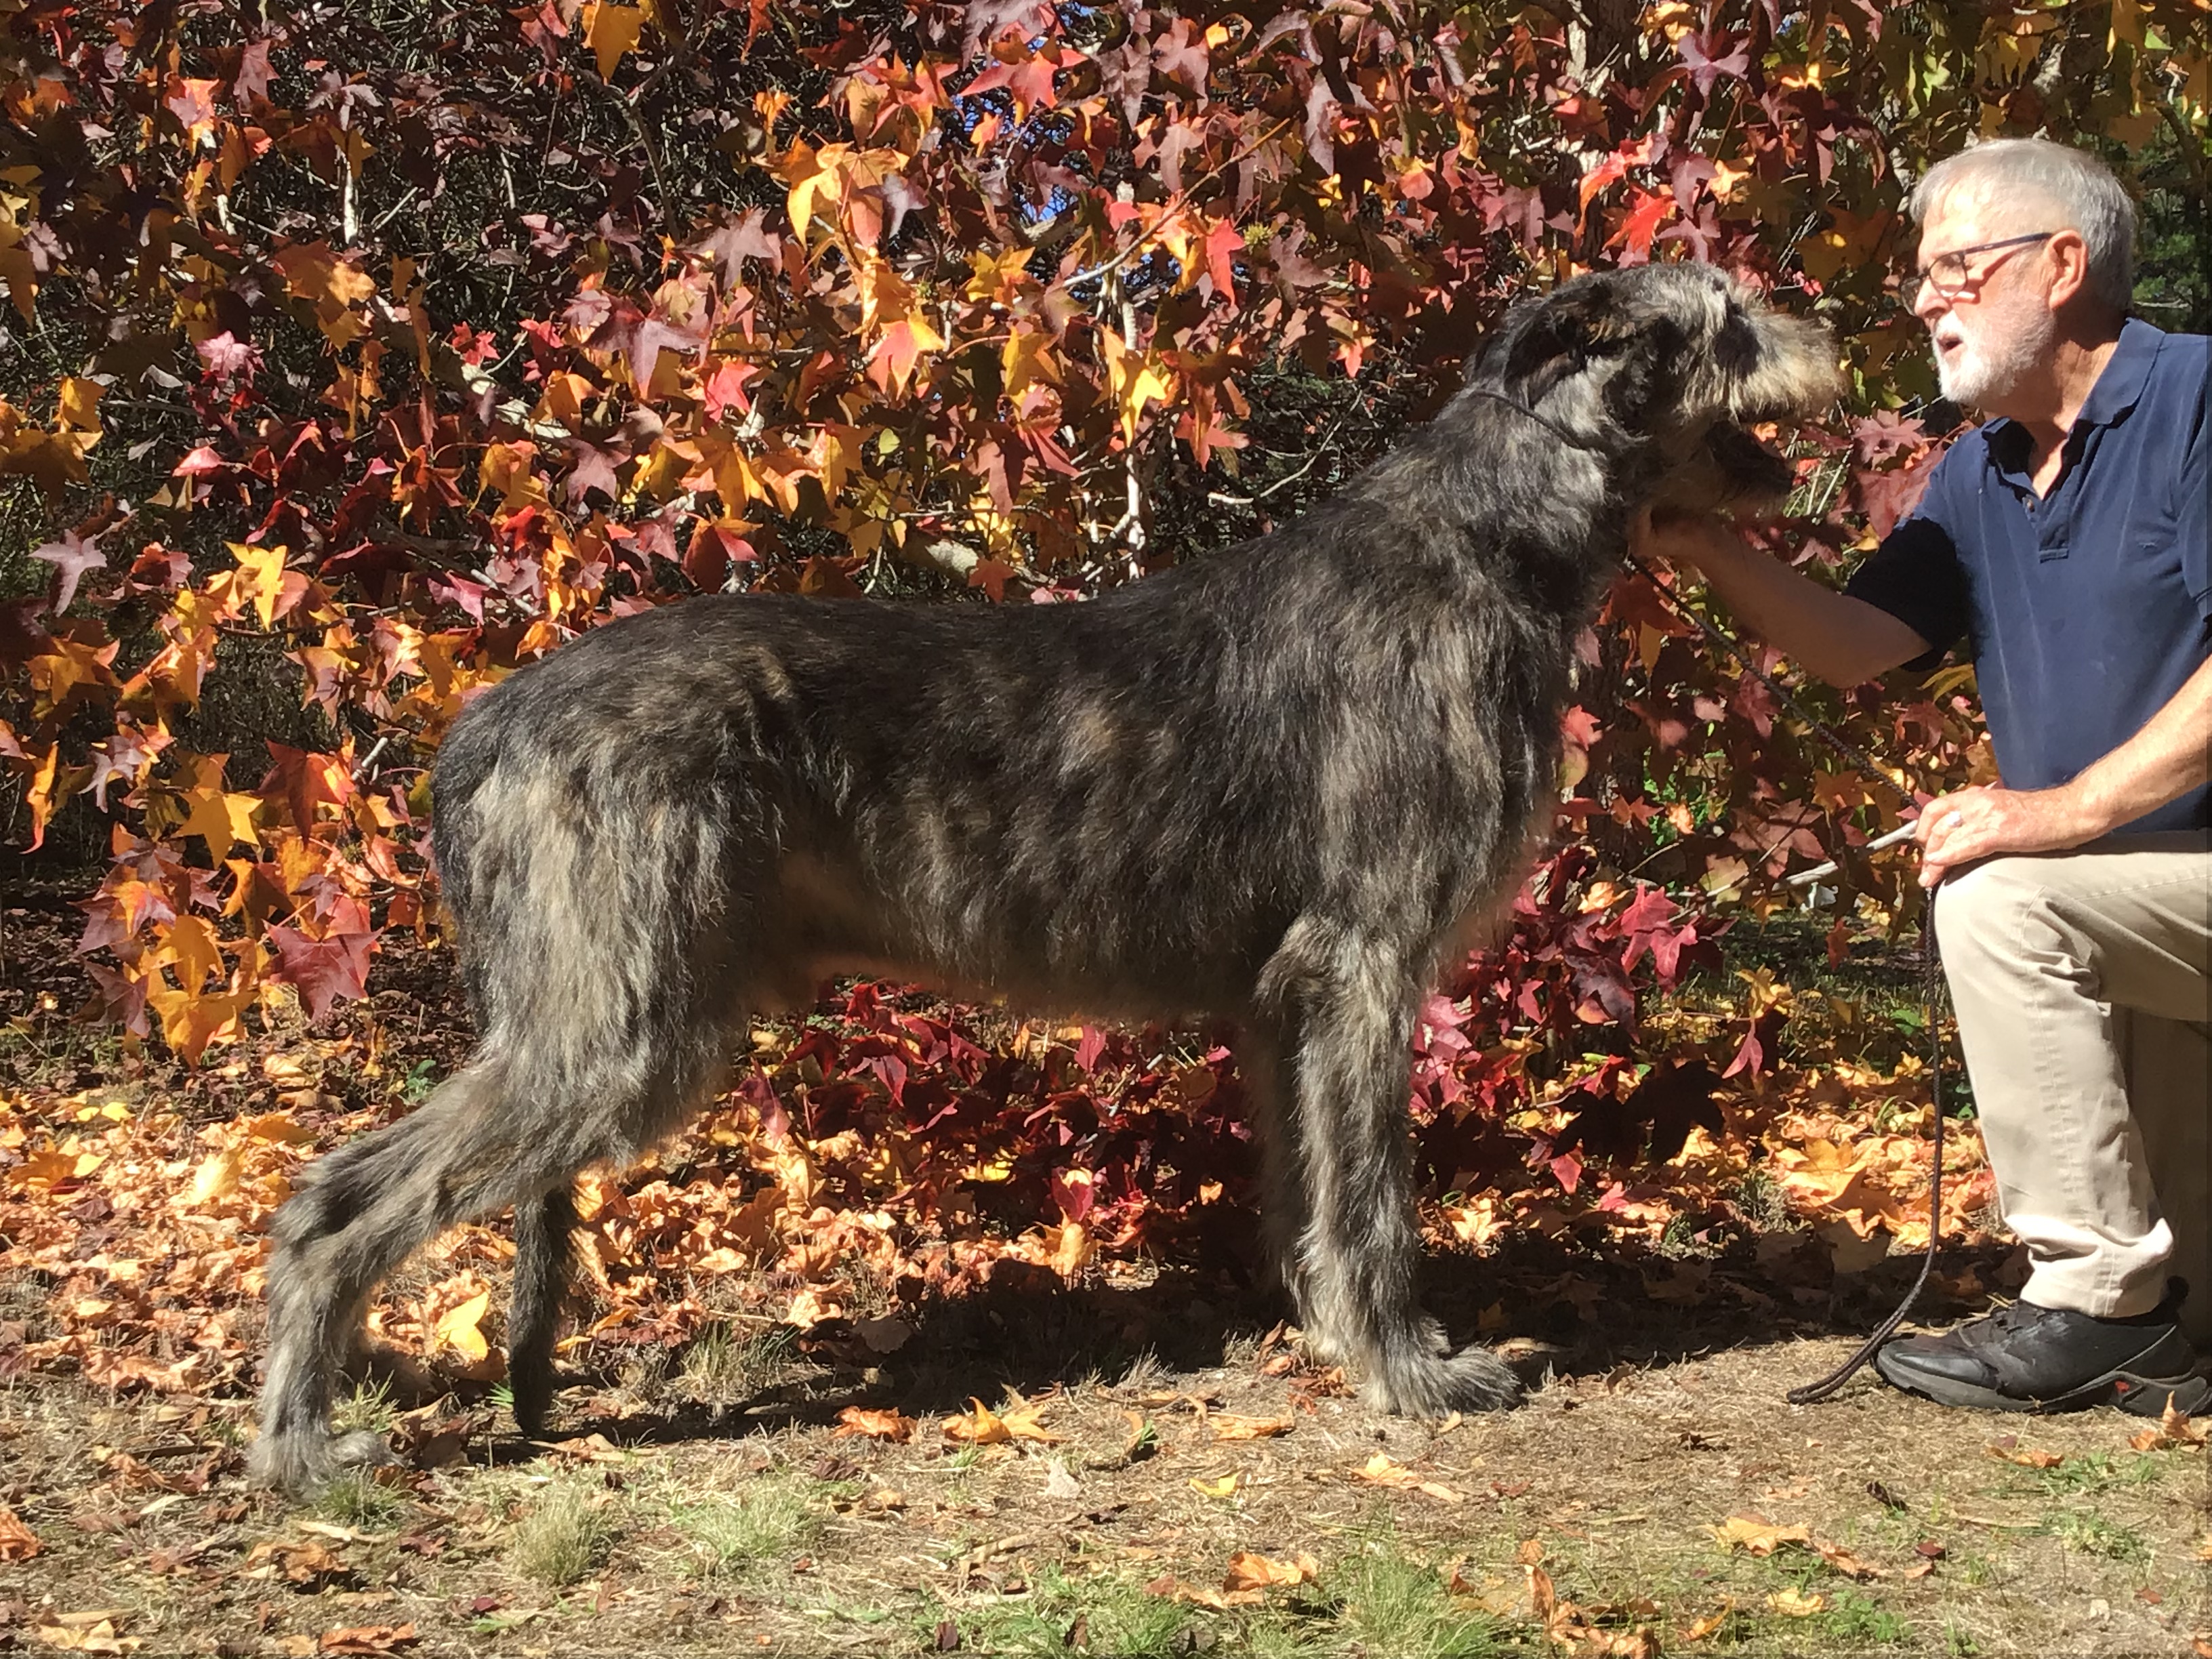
[1503,283,1634,403]
[2044,228,2093,310]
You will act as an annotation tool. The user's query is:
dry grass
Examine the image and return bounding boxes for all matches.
[2,1325,2207,1656]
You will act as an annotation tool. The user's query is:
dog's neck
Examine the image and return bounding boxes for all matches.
[1461,388,1599,452]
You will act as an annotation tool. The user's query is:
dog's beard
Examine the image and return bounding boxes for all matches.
[1933,299,2055,408]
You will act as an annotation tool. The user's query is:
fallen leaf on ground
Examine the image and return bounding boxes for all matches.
[0,1504,39,1560]
[32,1614,138,1654]
[942,1399,1009,1445]
[1353,1452,1462,1502]
[432,1290,490,1364]
[243,1539,350,1586]
[1706,1514,1811,1555]
[854,1315,914,1353]
[1526,1562,1556,1622]
[1680,1602,1734,1641]
[999,1401,1061,1443]
[1767,1589,1826,1616]
[1814,1538,1886,1578]
[318,1628,417,1656]
[1188,1473,1241,1498]
[832,1406,916,1441]
[1211,1413,1294,1440]
[1221,1551,1319,1592]
[2128,1401,2207,1451]
[1984,1441,2062,1468]
[1143,1572,1258,1608]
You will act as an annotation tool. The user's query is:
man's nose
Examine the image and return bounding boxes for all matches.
[1912,280,1947,326]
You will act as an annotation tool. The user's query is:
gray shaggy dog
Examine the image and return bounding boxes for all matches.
[251,262,1835,1494]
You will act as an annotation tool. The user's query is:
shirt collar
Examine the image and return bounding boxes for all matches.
[1982,316,2165,462]
[2074,316,2164,427]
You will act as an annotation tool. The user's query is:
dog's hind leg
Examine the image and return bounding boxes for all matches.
[1237,1033,1316,1317]
[1263,924,1521,1416]
[249,1057,547,1494]
[508,1182,581,1437]
[248,1035,712,1496]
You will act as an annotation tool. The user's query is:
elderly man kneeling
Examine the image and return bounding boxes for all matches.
[1639,136,2211,1416]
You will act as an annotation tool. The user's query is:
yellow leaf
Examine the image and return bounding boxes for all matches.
[245,1111,318,1146]
[784,141,845,244]
[223,541,291,629]
[1767,1588,1825,1617]
[583,1,645,79]
[184,1147,242,1208]
[20,743,60,851]
[999,1393,1061,1443]
[177,782,261,862]
[157,914,225,995]
[8,1143,109,1191]
[144,982,248,1065]
[1188,1473,1240,1498]
[56,377,104,433]
[435,1290,490,1363]
[943,1399,1010,1444]
[1099,330,1175,444]
[1353,1452,1462,1502]
[271,242,377,313]
[1212,1414,1294,1441]
[1706,1514,1811,1555]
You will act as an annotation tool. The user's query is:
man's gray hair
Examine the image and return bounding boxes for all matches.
[1911,138,2136,312]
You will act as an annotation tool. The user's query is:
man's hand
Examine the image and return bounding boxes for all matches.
[1912,783,2104,888]
[1628,504,1724,571]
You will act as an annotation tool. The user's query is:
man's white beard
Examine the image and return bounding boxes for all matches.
[1936,303,2057,407]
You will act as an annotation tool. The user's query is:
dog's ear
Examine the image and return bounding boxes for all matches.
[1502,284,1636,403]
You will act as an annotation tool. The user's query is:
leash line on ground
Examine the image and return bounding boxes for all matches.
[1615,547,1948,1405]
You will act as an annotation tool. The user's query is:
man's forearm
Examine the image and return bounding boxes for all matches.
[1655,516,1931,687]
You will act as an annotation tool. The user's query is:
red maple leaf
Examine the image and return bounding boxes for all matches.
[265,923,375,1023]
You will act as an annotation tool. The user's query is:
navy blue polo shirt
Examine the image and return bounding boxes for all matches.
[1845,320,2212,832]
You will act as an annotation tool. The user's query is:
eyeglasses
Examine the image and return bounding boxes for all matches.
[1902,230,2056,306]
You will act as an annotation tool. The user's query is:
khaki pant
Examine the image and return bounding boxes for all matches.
[1933,834,2212,1347]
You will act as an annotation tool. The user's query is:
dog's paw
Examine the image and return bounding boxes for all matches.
[246,1428,398,1498]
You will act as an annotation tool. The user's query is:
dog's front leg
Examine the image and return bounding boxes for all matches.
[1269,933,1521,1416]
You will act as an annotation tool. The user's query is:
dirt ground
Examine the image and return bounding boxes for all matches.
[5,1260,2211,1656]
[2,895,2210,1657]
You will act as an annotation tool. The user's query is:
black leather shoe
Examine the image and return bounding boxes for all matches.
[1874,1280,2210,1416]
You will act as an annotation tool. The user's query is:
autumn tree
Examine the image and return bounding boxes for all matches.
[0,0,2204,1080]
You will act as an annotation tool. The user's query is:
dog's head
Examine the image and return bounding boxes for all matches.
[1471,264,1839,516]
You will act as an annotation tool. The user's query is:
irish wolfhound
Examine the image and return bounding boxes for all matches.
[251,263,1835,1493]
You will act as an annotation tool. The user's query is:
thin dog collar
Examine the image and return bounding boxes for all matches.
[1465,386,1603,452]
